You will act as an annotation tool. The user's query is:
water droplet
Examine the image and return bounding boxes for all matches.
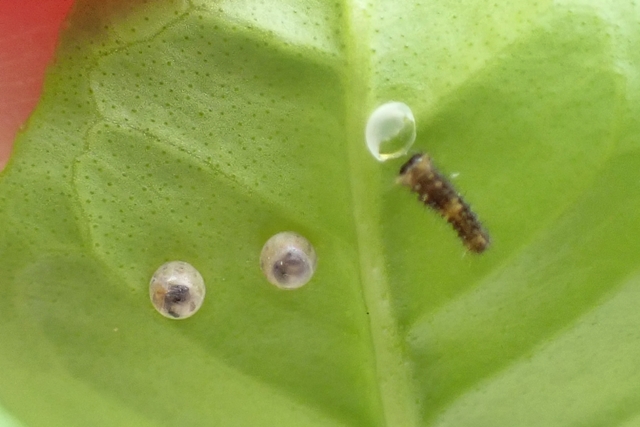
[149,261,206,319]
[365,101,416,161]
[260,232,317,289]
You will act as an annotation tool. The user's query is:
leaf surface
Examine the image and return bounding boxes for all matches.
[2,0,640,426]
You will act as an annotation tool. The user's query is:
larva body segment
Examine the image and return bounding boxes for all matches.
[398,153,490,253]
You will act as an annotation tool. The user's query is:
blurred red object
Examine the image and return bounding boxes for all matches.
[0,0,75,169]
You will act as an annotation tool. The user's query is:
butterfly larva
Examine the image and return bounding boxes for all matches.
[397,153,490,253]
[260,232,317,289]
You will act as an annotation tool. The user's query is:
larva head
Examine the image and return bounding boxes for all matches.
[149,261,206,319]
[260,232,317,290]
[397,153,433,187]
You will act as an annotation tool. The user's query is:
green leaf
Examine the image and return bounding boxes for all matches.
[2,0,640,425]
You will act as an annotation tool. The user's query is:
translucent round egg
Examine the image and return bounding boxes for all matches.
[260,232,317,289]
[149,261,206,319]
[365,101,416,161]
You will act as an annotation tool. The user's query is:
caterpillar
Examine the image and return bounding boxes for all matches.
[397,153,490,253]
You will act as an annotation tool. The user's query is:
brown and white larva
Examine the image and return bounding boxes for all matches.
[260,232,317,289]
[149,261,206,319]
[397,153,491,253]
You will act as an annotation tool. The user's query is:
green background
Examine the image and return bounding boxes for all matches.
[1,0,640,425]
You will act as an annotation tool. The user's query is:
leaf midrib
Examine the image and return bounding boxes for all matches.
[342,1,420,425]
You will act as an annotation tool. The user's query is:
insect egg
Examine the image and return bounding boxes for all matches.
[365,101,416,162]
[260,232,317,289]
[149,261,206,319]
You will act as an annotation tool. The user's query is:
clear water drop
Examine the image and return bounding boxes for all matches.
[149,261,206,319]
[260,232,317,290]
[365,101,416,161]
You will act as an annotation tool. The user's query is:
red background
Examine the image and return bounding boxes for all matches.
[0,0,75,169]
